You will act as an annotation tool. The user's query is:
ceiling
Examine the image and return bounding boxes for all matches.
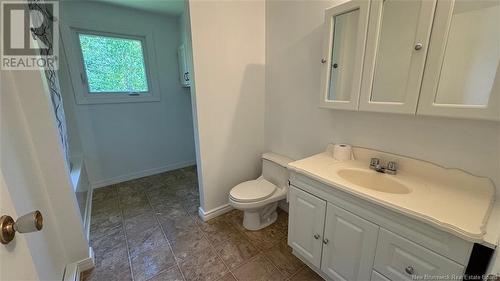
[94,0,186,16]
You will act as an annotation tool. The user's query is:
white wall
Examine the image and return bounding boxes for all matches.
[265,0,500,195]
[59,2,196,187]
[188,0,266,213]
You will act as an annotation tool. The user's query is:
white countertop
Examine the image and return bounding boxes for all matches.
[287,146,497,245]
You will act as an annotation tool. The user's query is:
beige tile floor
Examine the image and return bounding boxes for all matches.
[83,166,323,281]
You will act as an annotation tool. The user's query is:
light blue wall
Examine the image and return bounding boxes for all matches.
[59,2,196,187]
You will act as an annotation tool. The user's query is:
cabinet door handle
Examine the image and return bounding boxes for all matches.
[414,43,423,51]
[323,238,329,244]
[405,266,415,275]
[313,234,320,239]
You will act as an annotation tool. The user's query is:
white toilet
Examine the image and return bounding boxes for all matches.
[229,152,294,230]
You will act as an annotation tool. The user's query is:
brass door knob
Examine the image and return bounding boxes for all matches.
[0,211,43,245]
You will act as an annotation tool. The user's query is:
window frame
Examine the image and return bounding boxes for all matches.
[61,20,161,104]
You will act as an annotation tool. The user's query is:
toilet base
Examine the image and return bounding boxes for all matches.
[242,202,278,231]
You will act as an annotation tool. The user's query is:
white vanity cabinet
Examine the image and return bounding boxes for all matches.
[287,178,472,281]
[289,186,379,280]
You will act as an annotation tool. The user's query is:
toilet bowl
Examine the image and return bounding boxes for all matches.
[229,153,293,230]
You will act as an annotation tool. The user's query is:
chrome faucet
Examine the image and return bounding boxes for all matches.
[369,158,397,175]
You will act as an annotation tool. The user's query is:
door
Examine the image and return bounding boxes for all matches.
[321,203,379,281]
[0,172,39,281]
[359,0,437,114]
[1,67,88,279]
[418,0,500,121]
[319,0,370,110]
[288,186,326,268]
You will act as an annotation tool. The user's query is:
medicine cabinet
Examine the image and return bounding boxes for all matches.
[320,0,500,121]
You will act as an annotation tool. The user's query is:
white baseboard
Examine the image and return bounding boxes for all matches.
[198,204,234,221]
[92,160,196,188]
[63,247,94,281]
[78,247,95,272]
[198,201,287,222]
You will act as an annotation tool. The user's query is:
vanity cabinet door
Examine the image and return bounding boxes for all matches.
[321,203,379,281]
[418,0,500,121]
[359,0,437,114]
[288,186,327,268]
[319,0,370,110]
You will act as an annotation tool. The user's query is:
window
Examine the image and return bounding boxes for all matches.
[61,21,161,104]
[78,33,149,94]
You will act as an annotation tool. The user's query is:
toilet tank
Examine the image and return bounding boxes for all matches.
[262,153,294,189]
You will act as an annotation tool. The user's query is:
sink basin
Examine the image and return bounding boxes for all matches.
[336,168,411,194]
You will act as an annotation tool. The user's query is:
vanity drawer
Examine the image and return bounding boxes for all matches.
[374,229,464,281]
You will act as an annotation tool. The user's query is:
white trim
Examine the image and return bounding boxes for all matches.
[62,263,78,281]
[84,183,93,240]
[198,204,234,221]
[63,247,94,281]
[92,160,196,188]
[78,247,95,272]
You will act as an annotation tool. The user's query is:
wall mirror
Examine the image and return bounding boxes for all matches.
[320,0,369,110]
[359,0,436,114]
[434,0,499,107]
[328,9,359,102]
[419,0,500,120]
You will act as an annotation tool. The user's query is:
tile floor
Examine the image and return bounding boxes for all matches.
[83,166,323,281]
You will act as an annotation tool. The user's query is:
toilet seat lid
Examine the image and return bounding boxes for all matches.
[230,179,276,203]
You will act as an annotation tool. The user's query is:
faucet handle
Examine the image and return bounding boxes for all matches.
[370,158,380,168]
[386,161,398,174]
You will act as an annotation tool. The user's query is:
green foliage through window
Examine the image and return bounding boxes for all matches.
[78,33,149,94]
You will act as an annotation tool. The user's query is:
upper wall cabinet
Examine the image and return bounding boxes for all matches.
[418,0,500,121]
[320,0,370,110]
[178,44,191,88]
[359,0,436,114]
[320,0,500,121]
